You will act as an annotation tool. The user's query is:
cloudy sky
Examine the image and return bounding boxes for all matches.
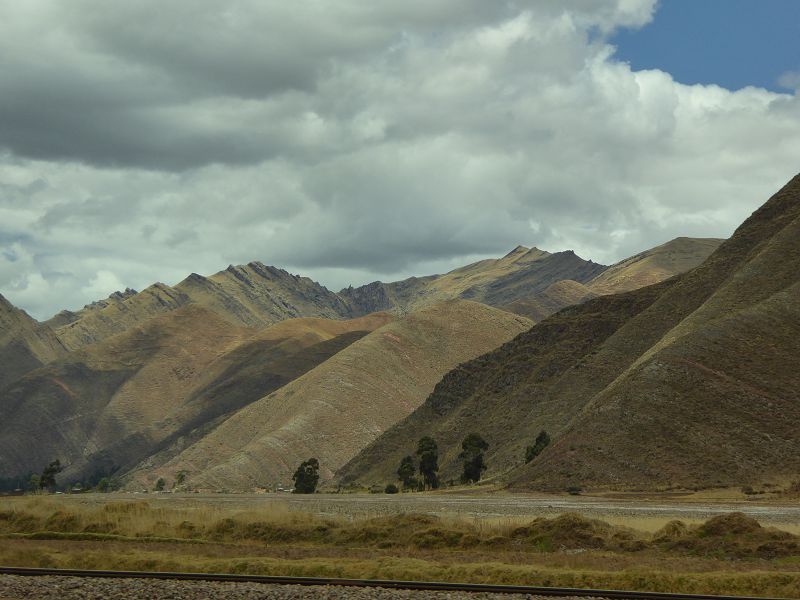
[1,0,799,320]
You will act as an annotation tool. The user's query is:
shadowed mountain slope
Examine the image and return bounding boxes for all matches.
[0,306,390,484]
[0,295,67,390]
[338,174,800,492]
[502,280,597,322]
[137,301,531,491]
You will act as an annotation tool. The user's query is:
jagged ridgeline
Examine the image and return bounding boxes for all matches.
[0,224,721,490]
[336,174,800,492]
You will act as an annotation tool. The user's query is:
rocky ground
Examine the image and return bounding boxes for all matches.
[0,575,603,600]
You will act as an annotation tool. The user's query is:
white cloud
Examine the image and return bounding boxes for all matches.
[778,70,800,92]
[0,0,798,320]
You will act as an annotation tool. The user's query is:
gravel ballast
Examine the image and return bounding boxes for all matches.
[0,574,604,599]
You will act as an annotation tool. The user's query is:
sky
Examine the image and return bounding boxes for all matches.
[1,1,799,320]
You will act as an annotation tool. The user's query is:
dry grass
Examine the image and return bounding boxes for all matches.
[3,497,800,596]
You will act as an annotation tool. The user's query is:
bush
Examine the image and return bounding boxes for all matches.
[384,484,399,494]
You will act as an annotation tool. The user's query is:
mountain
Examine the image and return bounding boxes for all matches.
[35,238,719,356]
[337,174,800,492]
[586,237,724,295]
[340,247,607,315]
[50,263,352,352]
[501,280,597,322]
[129,301,531,491]
[0,294,66,390]
[500,238,721,322]
[0,306,391,484]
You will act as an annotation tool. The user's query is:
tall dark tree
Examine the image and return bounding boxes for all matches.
[292,458,320,494]
[416,437,439,490]
[525,430,551,463]
[39,460,63,491]
[459,433,489,484]
[397,455,416,490]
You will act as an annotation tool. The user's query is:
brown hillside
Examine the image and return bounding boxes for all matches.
[340,248,607,315]
[0,306,389,484]
[338,174,800,492]
[587,237,723,295]
[144,301,531,491]
[52,264,352,351]
[0,295,66,390]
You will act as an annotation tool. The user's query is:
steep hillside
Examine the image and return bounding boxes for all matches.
[587,237,723,295]
[138,301,532,491]
[0,307,390,484]
[0,295,66,390]
[338,174,800,492]
[340,248,607,315]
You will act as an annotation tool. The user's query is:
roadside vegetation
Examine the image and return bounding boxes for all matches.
[2,497,800,595]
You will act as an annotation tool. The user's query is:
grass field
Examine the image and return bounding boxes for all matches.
[2,496,800,597]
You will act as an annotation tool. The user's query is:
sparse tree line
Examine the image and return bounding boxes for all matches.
[4,431,552,496]
[391,430,550,493]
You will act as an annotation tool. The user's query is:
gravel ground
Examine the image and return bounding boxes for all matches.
[51,492,800,526]
[0,575,603,600]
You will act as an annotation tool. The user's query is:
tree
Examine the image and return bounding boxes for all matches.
[459,433,489,484]
[175,470,188,486]
[154,478,166,492]
[292,458,320,494]
[525,430,551,463]
[397,455,416,490]
[416,437,439,490]
[96,477,112,493]
[39,460,63,491]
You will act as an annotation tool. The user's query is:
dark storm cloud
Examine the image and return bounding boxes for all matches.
[1,0,799,319]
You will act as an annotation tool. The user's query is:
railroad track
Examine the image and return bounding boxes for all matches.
[0,566,789,600]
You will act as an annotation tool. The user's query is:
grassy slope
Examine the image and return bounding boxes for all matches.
[155,301,532,490]
[338,174,800,492]
[0,307,390,485]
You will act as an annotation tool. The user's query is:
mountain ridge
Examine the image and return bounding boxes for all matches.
[335,174,800,492]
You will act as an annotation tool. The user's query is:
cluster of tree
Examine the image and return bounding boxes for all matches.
[395,433,491,491]
[28,459,64,492]
[153,470,188,492]
[458,433,488,484]
[397,436,440,491]
[525,430,550,463]
[292,458,320,493]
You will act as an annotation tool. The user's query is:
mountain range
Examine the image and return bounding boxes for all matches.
[0,230,724,491]
[337,174,800,492]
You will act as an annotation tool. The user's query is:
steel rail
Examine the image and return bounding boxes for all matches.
[0,566,791,600]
